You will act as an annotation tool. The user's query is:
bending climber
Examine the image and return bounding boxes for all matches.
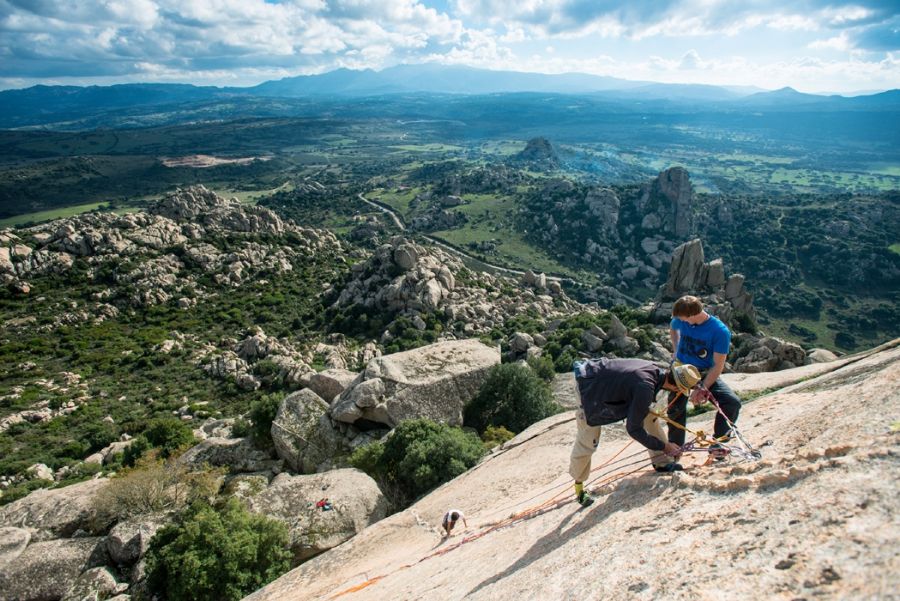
[668,296,742,459]
[570,357,701,506]
[441,509,467,537]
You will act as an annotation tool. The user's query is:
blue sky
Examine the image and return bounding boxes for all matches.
[1,0,898,92]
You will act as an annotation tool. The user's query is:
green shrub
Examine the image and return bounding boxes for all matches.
[121,435,152,468]
[145,498,291,601]
[464,363,561,433]
[249,394,282,447]
[481,425,515,450]
[143,418,196,459]
[231,417,251,438]
[526,354,555,382]
[352,419,484,504]
[121,417,195,467]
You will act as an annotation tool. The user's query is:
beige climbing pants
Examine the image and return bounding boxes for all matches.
[569,391,671,483]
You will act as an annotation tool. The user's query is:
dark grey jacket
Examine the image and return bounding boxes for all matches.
[574,357,667,451]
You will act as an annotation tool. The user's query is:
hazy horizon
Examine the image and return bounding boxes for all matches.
[1,0,898,94]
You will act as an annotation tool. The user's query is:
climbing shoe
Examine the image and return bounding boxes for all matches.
[708,443,728,462]
[576,490,595,507]
[654,463,685,473]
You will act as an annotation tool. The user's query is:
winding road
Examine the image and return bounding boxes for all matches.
[356,193,647,308]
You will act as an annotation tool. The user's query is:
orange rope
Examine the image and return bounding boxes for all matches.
[330,391,686,598]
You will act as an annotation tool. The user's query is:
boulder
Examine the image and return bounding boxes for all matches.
[245,469,388,564]
[662,239,706,298]
[0,478,109,541]
[0,526,30,569]
[106,514,167,566]
[0,537,108,601]
[307,369,358,403]
[608,336,641,356]
[272,389,343,474]
[178,437,280,474]
[26,463,53,481]
[806,348,839,364]
[705,259,726,288]
[581,332,604,353]
[393,244,418,271]
[330,340,500,428]
[607,315,628,339]
[61,567,119,601]
[509,332,534,354]
[651,166,693,237]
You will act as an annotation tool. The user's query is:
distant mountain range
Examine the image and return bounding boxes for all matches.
[1,64,897,129]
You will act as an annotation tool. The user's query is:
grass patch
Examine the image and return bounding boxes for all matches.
[0,202,119,228]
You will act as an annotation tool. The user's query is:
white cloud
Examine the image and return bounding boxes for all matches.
[808,32,852,51]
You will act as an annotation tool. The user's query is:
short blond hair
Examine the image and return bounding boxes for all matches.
[673,295,703,318]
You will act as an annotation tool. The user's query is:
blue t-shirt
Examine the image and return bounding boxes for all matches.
[670,315,731,370]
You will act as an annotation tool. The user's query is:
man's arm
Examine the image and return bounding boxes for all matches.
[625,385,665,451]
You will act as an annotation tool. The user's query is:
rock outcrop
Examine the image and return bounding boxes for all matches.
[272,389,344,474]
[245,469,389,564]
[655,238,755,324]
[0,185,342,311]
[333,236,578,340]
[514,137,560,168]
[330,340,500,428]
[0,537,109,601]
[246,339,900,601]
[639,166,694,238]
[0,478,109,541]
[178,436,282,474]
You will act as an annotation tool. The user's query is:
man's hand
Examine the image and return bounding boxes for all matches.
[690,387,714,406]
[663,442,682,457]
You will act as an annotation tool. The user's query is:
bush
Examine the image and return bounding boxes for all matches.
[526,354,555,382]
[122,417,195,467]
[464,363,561,433]
[231,417,251,438]
[249,393,283,447]
[481,425,515,450]
[145,498,291,601]
[93,454,224,524]
[143,418,196,459]
[351,419,484,505]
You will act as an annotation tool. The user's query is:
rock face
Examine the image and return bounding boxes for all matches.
[515,137,560,168]
[732,335,808,373]
[245,469,389,563]
[330,340,500,428]
[0,185,341,311]
[272,389,344,474]
[178,437,281,474]
[332,236,578,340]
[0,526,30,568]
[307,369,358,403]
[61,566,119,601]
[246,340,900,601]
[642,166,693,238]
[106,514,167,566]
[0,478,109,541]
[0,537,108,601]
[656,238,756,325]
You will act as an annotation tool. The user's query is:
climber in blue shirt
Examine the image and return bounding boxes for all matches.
[668,295,742,459]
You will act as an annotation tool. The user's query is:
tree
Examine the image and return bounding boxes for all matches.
[145,498,291,601]
[351,418,484,504]
[465,363,561,433]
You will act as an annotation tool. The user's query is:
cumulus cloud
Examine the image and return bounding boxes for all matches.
[0,0,467,81]
[0,0,898,91]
